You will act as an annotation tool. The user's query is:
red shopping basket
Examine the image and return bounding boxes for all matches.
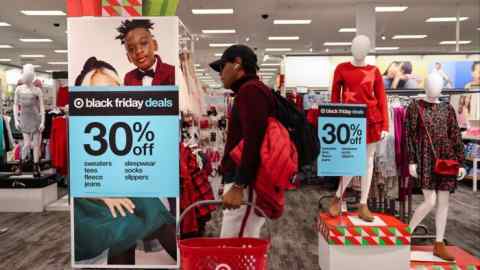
[177,200,270,270]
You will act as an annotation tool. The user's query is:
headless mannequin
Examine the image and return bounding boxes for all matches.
[14,64,45,177]
[329,35,388,222]
[408,73,466,261]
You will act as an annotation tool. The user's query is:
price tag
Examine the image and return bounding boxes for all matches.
[317,103,367,176]
[69,86,179,197]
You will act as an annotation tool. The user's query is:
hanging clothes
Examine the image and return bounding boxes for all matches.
[180,144,216,237]
[375,106,397,178]
[50,117,68,176]
[405,100,465,193]
[56,86,69,107]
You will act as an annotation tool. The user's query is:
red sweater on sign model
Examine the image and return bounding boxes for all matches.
[331,62,389,144]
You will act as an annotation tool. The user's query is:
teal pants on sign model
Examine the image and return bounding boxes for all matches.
[74,197,175,261]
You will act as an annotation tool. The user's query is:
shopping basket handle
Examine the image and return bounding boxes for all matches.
[176,200,271,240]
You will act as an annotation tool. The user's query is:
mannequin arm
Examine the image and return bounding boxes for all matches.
[457,168,467,181]
[38,88,45,131]
[405,102,420,169]
[13,87,20,129]
[331,66,343,103]
[374,68,389,131]
[409,164,418,178]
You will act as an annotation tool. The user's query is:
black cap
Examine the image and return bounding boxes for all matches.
[209,44,258,72]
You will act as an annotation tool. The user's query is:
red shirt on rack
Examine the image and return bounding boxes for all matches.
[331,62,388,143]
[50,117,68,176]
[56,86,69,107]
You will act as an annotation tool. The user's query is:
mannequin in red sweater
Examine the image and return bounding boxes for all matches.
[328,35,389,222]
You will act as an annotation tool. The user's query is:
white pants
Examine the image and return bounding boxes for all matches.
[220,183,266,238]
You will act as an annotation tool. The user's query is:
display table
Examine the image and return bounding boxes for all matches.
[317,212,411,270]
[0,174,58,212]
[410,245,480,270]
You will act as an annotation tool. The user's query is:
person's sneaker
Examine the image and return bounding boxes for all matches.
[358,204,374,222]
[433,241,455,262]
[328,196,342,217]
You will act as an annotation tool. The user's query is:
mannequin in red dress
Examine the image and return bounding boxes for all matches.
[328,35,389,222]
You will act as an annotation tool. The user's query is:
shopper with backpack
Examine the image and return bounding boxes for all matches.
[210,45,277,237]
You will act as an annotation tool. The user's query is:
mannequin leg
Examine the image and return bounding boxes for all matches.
[409,189,436,231]
[15,133,33,175]
[328,176,353,217]
[433,191,454,261]
[31,131,42,177]
[357,142,377,222]
[435,191,450,242]
[32,131,42,163]
[335,176,354,198]
[22,133,33,161]
[360,142,377,204]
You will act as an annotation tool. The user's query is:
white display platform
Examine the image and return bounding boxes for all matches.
[0,183,58,212]
[318,234,410,270]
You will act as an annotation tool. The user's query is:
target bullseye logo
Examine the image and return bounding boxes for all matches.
[74,98,84,109]
[215,264,231,270]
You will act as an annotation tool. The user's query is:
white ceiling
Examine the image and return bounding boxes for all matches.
[0,0,479,80]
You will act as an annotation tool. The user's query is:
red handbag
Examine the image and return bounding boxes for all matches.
[417,102,460,176]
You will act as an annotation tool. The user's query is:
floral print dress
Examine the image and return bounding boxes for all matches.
[405,99,464,193]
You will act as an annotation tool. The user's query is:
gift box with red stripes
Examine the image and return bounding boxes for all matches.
[317,212,411,246]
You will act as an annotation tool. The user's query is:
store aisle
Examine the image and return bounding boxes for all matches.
[0,183,478,270]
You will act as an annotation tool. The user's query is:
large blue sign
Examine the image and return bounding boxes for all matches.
[69,86,179,197]
[318,103,367,176]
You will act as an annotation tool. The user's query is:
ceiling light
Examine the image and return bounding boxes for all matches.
[46,70,63,73]
[439,40,472,45]
[325,48,330,52]
[20,38,52,43]
[261,63,281,66]
[477,27,480,31]
[21,10,66,16]
[392,35,428,39]
[339,28,356,33]
[0,22,11,27]
[0,45,13,48]
[20,54,45,58]
[265,48,292,52]
[268,36,300,41]
[324,42,352,46]
[245,37,250,42]
[0,59,11,62]
[202,29,236,34]
[194,64,200,67]
[426,17,468,22]
[192,9,234,15]
[274,20,311,25]
[196,68,205,72]
[48,62,68,65]
[260,68,277,71]
[381,35,387,40]
[32,65,42,68]
[376,47,400,51]
[54,49,68,53]
[375,6,408,12]
[210,43,235,48]
[214,53,223,57]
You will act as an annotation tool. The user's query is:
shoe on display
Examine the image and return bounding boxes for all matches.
[328,196,342,217]
[433,241,455,262]
[14,160,23,176]
[33,163,41,178]
[358,204,374,222]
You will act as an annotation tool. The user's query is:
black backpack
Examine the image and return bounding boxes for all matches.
[271,90,320,169]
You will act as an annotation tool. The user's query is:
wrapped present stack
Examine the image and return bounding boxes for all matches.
[317,212,411,270]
